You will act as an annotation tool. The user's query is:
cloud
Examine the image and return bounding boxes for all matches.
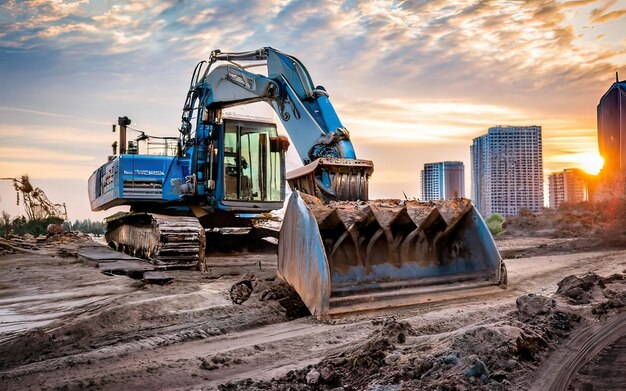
[563,0,600,7]
[590,0,626,23]
[591,8,626,23]
[0,125,112,149]
[0,146,94,163]
[0,0,170,52]
[1,0,622,94]
[335,98,529,144]
[0,106,110,125]
[0,118,117,179]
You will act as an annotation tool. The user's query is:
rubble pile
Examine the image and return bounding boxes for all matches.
[0,230,92,257]
[0,233,39,252]
[230,281,253,304]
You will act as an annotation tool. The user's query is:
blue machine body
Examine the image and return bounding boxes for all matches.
[89,154,184,211]
[89,118,286,216]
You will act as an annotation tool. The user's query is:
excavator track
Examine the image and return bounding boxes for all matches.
[105,213,205,269]
[278,192,504,319]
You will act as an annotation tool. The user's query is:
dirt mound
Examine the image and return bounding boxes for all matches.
[168,271,625,391]
[556,273,626,315]
[221,315,552,390]
[219,318,415,390]
[497,237,602,260]
[0,231,92,257]
[516,294,555,321]
[556,274,606,304]
[220,288,592,391]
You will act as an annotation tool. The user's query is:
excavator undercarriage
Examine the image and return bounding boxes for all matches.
[105,213,205,269]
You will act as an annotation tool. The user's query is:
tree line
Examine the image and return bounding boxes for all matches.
[63,219,106,235]
[1,211,105,237]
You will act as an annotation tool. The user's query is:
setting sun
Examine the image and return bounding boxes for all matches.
[578,153,605,175]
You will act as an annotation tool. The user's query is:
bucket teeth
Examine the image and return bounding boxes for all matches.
[306,198,483,279]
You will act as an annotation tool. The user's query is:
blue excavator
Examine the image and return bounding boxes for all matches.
[89,47,505,319]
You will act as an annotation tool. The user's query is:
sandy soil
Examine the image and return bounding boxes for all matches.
[0,235,624,390]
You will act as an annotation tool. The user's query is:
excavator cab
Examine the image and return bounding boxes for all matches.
[215,118,288,211]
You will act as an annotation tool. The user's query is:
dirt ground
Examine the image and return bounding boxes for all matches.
[0,234,625,390]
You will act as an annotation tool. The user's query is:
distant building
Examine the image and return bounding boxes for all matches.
[597,74,626,173]
[548,168,588,209]
[549,172,565,209]
[420,161,465,201]
[471,135,487,212]
[471,125,544,216]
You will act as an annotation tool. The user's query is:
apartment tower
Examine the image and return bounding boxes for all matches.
[471,125,544,216]
[548,168,588,209]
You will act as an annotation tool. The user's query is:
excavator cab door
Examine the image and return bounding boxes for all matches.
[217,119,286,212]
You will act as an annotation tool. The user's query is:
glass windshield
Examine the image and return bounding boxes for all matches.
[223,120,282,202]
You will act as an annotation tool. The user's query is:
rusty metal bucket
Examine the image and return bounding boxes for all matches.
[278,191,505,319]
[286,157,374,202]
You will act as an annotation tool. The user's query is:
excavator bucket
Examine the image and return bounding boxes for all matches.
[278,191,505,319]
[286,157,374,202]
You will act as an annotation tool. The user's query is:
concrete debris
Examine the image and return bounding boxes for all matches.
[306,368,320,385]
[556,273,626,314]
[556,274,605,304]
[230,280,253,304]
[142,271,174,285]
[320,366,337,383]
[98,260,155,278]
[464,356,489,379]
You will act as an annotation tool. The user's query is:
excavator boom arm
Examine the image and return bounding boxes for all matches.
[183,47,356,164]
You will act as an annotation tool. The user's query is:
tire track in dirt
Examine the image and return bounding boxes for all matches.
[0,317,373,390]
[531,312,626,391]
